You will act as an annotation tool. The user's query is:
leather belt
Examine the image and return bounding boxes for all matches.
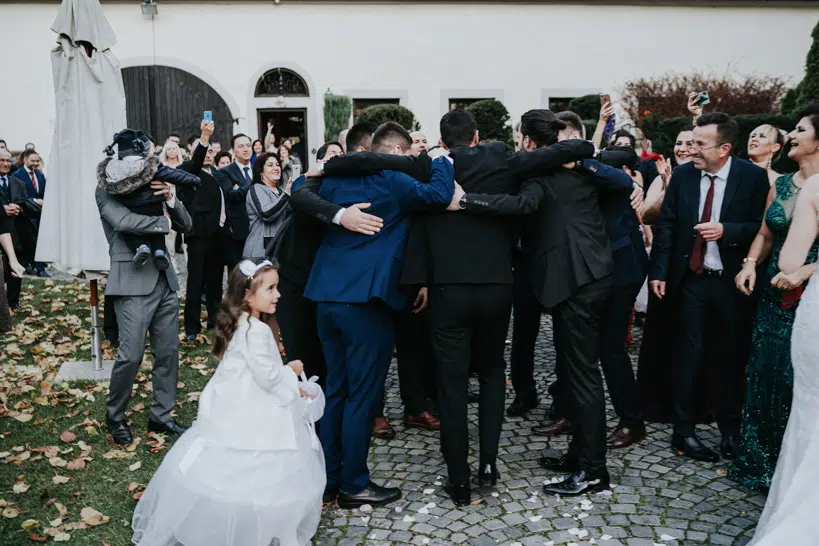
[701,268,724,279]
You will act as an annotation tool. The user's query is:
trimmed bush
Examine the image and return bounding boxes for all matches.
[798,21,819,109]
[567,95,602,121]
[465,99,512,145]
[323,91,352,142]
[356,104,419,131]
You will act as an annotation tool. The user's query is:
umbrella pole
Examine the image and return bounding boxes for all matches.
[89,279,103,371]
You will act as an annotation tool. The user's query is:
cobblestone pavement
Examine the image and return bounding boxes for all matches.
[48,260,766,545]
[313,317,767,546]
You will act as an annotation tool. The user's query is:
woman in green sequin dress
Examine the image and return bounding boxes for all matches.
[730,167,819,490]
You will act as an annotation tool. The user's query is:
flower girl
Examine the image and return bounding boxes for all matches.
[132,260,326,546]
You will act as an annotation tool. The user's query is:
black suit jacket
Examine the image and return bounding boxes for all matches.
[176,143,228,238]
[0,176,37,253]
[650,157,769,292]
[215,162,253,240]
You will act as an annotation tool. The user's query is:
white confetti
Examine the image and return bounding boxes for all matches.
[589,540,597,545]
[510,543,522,546]
[491,492,499,497]
[659,535,676,542]
[562,513,572,518]
[529,515,543,522]
[402,515,415,523]
[434,481,442,486]
[597,490,613,497]
[544,542,555,546]
[527,497,538,503]
[578,512,589,519]
[577,529,589,539]
[370,532,377,539]
[601,535,613,541]
[360,516,370,524]
[423,488,435,494]
[359,504,372,513]
[568,528,580,536]
[394,506,403,513]
[422,539,430,545]
[418,507,429,514]
[530,491,538,496]
[654,544,667,546]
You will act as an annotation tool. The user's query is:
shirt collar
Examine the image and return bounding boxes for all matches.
[703,156,732,182]
[235,160,251,170]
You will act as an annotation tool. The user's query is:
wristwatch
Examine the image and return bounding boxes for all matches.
[458,195,467,210]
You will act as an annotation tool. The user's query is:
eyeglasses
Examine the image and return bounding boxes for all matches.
[689,142,724,152]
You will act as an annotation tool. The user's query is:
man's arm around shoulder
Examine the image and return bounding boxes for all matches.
[96,187,174,235]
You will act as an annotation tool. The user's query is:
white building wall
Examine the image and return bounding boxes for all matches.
[0,2,817,163]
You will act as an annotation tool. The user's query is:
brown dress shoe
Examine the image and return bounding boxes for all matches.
[531,417,571,436]
[372,417,396,439]
[404,411,440,431]
[606,424,646,449]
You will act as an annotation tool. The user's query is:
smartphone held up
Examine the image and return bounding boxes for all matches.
[203,111,213,122]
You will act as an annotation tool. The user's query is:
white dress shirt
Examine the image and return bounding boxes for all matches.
[698,156,732,271]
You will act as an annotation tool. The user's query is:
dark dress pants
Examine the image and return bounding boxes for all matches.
[277,275,326,384]
[599,280,644,429]
[510,250,542,403]
[184,227,231,336]
[2,251,21,308]
[552,276,611,475]
[103,294,119,343]
[674,272,748,438]
[393,305,436,416]
[430,283,512,486]
[317,302,394,494]
[229,238,245,268]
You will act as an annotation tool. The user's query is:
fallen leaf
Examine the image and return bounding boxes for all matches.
[80,507,109,527]
[132,491,143,501]
[13,414,33,423]
[470,498,484,505]
[49,518,62,527]
[21,519,39,530]
[54,502,68,518]
[48,457,67,468]
[76,441,91,452]
[13,481,30,494]
[51,475,70,485]
[53,532,70,542]
[2,506,19,518]
[59,432,76,443]
[66,459,85,471]
[127,482,144,492]
[128,461,142,471]
[28,533,49,543]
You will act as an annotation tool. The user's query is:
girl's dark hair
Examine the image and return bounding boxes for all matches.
[316,141,342,160]
[798,103,819,136]
[214,150,232,166]
[212,261,278,358]
[251,151,283,187]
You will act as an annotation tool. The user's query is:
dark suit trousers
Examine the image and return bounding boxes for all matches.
[184,227,231,335]
[552,276,611,474]
[277,276,326,383]
[317,302,394,494]
[510,250,542,403]
[393,307,436,416]
[674,272,747,437]
[103,294,118,342]
[229,238,245,269]
[2,251,21,308]
[430,283,512,486]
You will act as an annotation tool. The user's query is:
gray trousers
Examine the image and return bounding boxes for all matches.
[107,274,180,424]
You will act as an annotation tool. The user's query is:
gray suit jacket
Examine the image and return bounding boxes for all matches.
[95,187,193,296]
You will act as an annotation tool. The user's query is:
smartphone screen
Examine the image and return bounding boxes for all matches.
[203,111,213,122]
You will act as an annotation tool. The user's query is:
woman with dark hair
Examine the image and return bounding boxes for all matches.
[214,151,233,170]
[316,141,342,163]
[251,140,264,165]
[748,124,787,187]
[242,152,291,261]
[728,104,819,491]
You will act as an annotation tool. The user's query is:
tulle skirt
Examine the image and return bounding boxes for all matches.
[132,421,325,546]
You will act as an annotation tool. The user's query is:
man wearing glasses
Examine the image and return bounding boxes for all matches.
[650,113,769,463]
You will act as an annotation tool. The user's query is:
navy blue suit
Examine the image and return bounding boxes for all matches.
[13,167,46,201]
[305,158,454,493]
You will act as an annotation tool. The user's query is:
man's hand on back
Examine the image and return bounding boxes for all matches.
[340,203,384,235]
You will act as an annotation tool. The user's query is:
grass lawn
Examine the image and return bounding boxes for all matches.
[0,277,218,545]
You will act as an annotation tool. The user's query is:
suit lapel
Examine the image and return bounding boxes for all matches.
[719,161,741,219]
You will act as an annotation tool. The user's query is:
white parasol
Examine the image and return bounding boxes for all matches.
[37,0,126,379]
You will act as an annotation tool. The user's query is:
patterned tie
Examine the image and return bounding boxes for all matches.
[689,174,716,275]
[29,170,38,194]
[243,166,252,185]
[0,176,6,189]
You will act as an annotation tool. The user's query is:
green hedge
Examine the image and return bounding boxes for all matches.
[356,104,419,131]
[465,99,512,145]
[323,92,352,142]
[641,114,798,172]
[568,95,602,121]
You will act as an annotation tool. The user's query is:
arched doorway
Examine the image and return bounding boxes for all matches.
[254,67,310,166]
[122,65,235,148]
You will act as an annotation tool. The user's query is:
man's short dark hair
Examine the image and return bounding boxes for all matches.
[346,122,378,152]
[231,133,251,148]
[696,112,738,148]
[187,134,199,147]
[371,122,412,154]
[0,139,6,147]
[317,141,343,161]
[214,151,232,166]
[440,110,478,148]
[520,109,566,148]
[610,129,635,148]
[555,111,585,139]
[168,132,181,140]
[798,103,819,136]
[19,149,38,162]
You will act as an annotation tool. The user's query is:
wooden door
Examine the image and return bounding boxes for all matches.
[122,65,234,147]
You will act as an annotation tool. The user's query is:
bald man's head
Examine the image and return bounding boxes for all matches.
[410,131,428,156]
[0,150,12,175]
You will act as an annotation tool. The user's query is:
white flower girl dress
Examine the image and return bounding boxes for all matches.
[132,313,326,546]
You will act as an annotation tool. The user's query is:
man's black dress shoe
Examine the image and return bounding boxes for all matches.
[444,482,471,506]
[36,269,50,278]
[106,416,133,445]
[531,417,572,436]
[721,434,739,460]
[542,470,610,496]
[607,423,647,449]
[476,463,499,487]
[506,397,539,417]
[538,453,577,473]
[671,433,719,463]
[337,481,401,509]
[184,333,198,343]
[147,419,188,436]
[323,485,339,504]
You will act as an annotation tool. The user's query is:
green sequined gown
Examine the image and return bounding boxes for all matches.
[729,173,819,490]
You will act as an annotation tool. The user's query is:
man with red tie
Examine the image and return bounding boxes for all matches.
[11,149,47,277]
[650,113,769,463]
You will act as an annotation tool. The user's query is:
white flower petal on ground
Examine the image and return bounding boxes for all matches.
[577,529,588,539]
[601,535,613,541]
[529,515,543,522]
[360,516,370,525]
[568,528,580,536]
[491,492,499,497]
[434,481,442,486]
[402,515,415,523]
[394,506,403,513]
[423,488,435,494]
[578,512,589,519]
[659,535,676,542]
[359,504,372,513]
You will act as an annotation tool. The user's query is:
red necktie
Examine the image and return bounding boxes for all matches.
[689,175,716,274]
[29,170,38,195]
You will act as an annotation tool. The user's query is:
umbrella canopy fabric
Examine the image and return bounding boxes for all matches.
[36,0,126,273]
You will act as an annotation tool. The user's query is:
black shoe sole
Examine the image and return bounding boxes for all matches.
[671,444,719,463]
[543,480,610,497]
[337,491,402,509]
